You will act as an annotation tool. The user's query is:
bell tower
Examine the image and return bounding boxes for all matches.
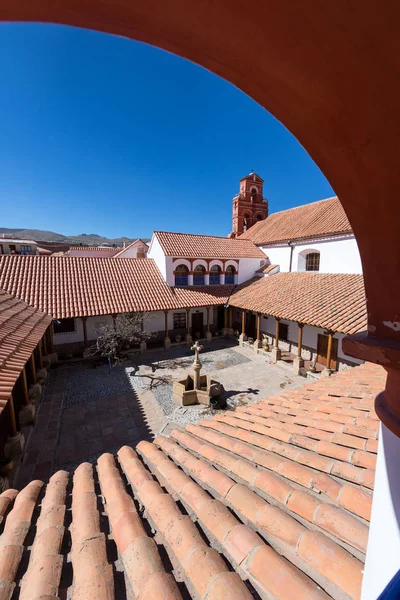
[231,172,268,237]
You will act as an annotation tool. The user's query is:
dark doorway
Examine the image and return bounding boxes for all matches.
[217,307,225,331]
[246,312,256,339]
[317,334,338,369]
[192,312,204,339]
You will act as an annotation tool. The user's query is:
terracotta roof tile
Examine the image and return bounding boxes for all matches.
[0,363,385,599]
[154,231,266,258]
[0,256,233,319]
[0,288,51,410]
[230,272,367,334]
[239,196,352,245]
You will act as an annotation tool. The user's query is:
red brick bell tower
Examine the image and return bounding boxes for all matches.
[231,172,268,237]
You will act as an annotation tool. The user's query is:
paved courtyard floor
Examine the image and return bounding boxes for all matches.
[16,339,305,487]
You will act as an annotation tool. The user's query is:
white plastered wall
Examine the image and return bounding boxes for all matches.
[147,234,168,281]
[260,235,362,274]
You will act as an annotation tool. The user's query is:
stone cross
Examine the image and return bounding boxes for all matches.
[191,340,204,364]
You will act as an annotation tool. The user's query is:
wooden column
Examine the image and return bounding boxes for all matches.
[326,331,334,370]
[48,325,55,353]
[256,313,261,341]
[82,317,88,348]
[228,307,232,328]
[164,310,169,338]
[297,323,304,358]
[8,395,17,437]
[30,353,37,385]
[37,342,43,369]
[241,310,246,335]
[207,307,211,333]
[112,314,117,331]
[186,309,191,335]
[275,318,280,348]
[21,367,30,406]
[224,307,228,328]
[42,332,48,356]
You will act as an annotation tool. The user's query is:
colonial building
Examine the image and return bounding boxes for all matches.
[239,194,362,274]
[0,238,38,256]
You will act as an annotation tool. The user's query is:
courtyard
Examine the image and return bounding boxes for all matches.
[16,339,305,488]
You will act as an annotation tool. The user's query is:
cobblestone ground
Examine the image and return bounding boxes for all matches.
[16,340,305,487]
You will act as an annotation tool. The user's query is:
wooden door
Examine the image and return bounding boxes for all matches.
[191,312,204,338]
[317,334,338,369]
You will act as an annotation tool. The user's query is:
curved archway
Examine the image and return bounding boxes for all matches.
[174,263,189,287]
[193,264,206,285]
[1,3,400,426]
[209,264,221,285]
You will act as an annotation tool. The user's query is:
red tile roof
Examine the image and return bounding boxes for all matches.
[0,256,233,319]
[230,272,367,334]
[0,288,51,408]
[0,362,384,599]
[154,231,266,258]
[256,262,279,274]
[239,197,352,245]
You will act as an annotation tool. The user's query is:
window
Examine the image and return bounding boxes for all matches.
[193,265,205,286]
[306,252,320,271]
[278,322,289,341]
[19,245,33,253]
[225,265,236,284]
[174,264,189,286]
[210,264,221,285]
[173,312,186,329]
[53,318,75,334]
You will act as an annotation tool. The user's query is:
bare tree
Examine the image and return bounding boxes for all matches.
[92,312,153,363]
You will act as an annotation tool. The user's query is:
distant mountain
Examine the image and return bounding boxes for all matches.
[0,227,150,247]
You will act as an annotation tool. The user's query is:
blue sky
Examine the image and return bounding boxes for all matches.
[0,23,334,239]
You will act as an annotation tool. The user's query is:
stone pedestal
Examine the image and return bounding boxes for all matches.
[4,432,25,459]
[239,333,247,346]
[37,368,48,383]
[253,339,262,354]
[19,403,36,425]
[29,383,42,404]
[45,352,58,364]
[193,362,201,390]
[293,356,304,374]
[271,347,281,363]
[207,331,212,342]
[186,334,193,346]
[164,337,171,349]
[140,341,147,353]
[321,368,334,378]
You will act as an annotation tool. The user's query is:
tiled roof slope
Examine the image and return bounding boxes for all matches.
[239,197,352,245]
[0,363,384,599]
[231,272,367,334]
[0,256,233,319]
[154,231,266,258]
[256,263,279,274]
[0,288,51,408]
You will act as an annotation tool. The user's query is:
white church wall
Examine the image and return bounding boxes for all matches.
[260,235,362,274]
[237,257,263,284]
[53,318,84,346]
[148,234,168,281]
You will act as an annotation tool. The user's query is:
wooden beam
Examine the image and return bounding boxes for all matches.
[207,307,210,333]
[82,317,88,348]
[186,309,191,335]
[37,342,43,370]
[8,394,17,437]
[30,353,37,385]
[297,323,304,358]
[326,331,334,370]
[42,331,48,355]
[241,310,246,335]
[164,310,169,338]
[256,313,261,341]
[21,367,30,406]
[275,318,280,348]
